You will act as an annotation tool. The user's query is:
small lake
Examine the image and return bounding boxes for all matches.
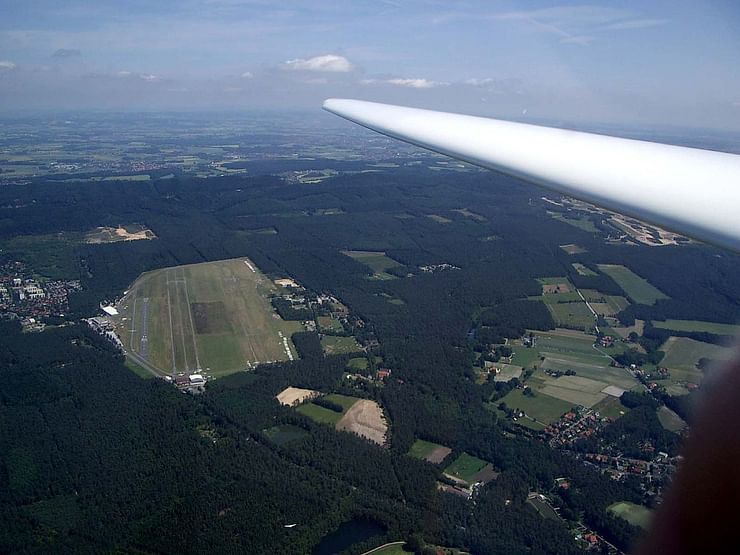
[313,518,385,555]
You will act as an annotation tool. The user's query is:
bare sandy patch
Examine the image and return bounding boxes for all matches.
[276,386,319,407]
[336,399,388,446]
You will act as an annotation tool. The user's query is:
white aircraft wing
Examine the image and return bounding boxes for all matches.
[323,98,740,252]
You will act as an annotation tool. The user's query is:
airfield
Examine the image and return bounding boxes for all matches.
[114,258,303,377]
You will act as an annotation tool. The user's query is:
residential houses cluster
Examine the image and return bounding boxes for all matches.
[0,263,82,330]
[542,408,611,448]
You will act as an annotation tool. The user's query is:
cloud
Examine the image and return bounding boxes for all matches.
[138,73,158,81]
[363,77,447,89]
[464,77,495,86]
[240,71,253,79]
[52,48,82,58]
[283,54,353,72]
[0,60,16,70]
[116,70,132,77]
[602,18,669,30]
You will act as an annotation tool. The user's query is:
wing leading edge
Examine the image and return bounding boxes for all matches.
[323,98,740,252]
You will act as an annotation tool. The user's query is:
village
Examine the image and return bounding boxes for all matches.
[0,260,82,331]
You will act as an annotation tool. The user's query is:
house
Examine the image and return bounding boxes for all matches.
[376,368,391,380]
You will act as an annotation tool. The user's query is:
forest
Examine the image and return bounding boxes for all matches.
[2,165,739,553]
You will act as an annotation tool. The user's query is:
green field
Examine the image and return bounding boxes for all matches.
[510,345,543,369]
[408,439,446,460]
[499,388,573,425]
[549,212,599,233]
[533,329,624,361]
[318,316,344,333]
[444,453,488,484]
[296,394,359,426]
[572,263,597,276]
[660,337,732,379]
[341,250,402,279]
[296,403,345,425]
[113,258,303,377]
[546,301,595,330]
[597,264,668,305]
[321,335,363,355]
[347,357,369,370]
[580,289,630,317]
[124,359,155,379]
[656,406,687,432]
[652,319,740,336]
[607,502,652,529]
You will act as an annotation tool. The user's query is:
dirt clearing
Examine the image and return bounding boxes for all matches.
[336,399,388,446]
[277,387,319,407]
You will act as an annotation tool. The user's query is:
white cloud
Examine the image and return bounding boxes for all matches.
[283,54,353,72]
[464,77,494,86]
[363,77,447,89]
[139,73,158,81]
[240,71,253,79]
[0,60,16,70]
[388,78,446,88]
[116,70,132,77]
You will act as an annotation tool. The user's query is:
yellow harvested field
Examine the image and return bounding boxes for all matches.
[336,399,388,446]
[276,387,319,407]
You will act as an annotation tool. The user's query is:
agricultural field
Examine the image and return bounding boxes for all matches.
[607,502,652,529]
[498,388,573,426]
[297,393,360,426]
[533,328,625,361]
[597,264,668,305]
[659,337,733,385]
[652,319,740,336]
[592,396,628,420]
[657,406,687,432]
[337,399,388,445]
[113,258,303,377]
[321,335,363,355]
[347,357,369,371]
[408,439,452,464]
[296,403,346,425]
[276,386,318,407]
[572,263,597,276]
[317,315,344,333]
[549,212,599,233]
[493,363,523,382]
[443,453,492,485]
[580,290,630,317]
[546,301,595,330]
[341,250,402,279]
[298,395,388,445]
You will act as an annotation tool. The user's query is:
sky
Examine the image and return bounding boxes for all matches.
[1,0,739,131]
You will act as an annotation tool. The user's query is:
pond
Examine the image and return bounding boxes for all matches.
[313,518,385,555]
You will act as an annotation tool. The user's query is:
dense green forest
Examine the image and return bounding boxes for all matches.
[2,167,739,553]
